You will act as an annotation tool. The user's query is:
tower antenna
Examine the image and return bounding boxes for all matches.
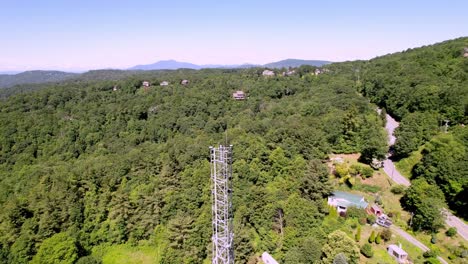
[210,145,234,264]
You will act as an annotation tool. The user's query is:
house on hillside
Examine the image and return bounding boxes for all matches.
[232,90,246,100]
[142,81,150,87]
[262,70,275,76]
[464,47,468,57]
[328,191,368,214]
[387,244,408,263]
[180,79,189,85]
[160,81,169,86]
[282,70,296,76]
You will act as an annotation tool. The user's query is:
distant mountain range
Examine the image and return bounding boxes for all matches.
[0,59,332,89]
[0,71,78,89]
[263,59,331,68]
[129,59,331,70]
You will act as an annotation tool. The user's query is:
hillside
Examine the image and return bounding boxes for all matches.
[0,65,387,263]
[0,38,467,263]
[360,37,468,219]
[0,70,77,88]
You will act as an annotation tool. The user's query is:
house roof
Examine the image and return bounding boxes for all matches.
[330,191,368,209]
[388,245,408,256]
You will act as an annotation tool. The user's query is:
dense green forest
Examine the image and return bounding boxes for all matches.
[0,37,466,263]
[360,37,468,219]
[0,64,387,263]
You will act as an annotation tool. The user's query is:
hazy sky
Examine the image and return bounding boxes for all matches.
[1,0,467,71]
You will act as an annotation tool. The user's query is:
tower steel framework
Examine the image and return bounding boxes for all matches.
[210,145,234,264]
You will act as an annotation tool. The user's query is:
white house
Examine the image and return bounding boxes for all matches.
[328,191,368,214]
[232,90,246,100]
[387,244,409,263]
[160,81,169,86]
[262,70,275,76]
[142,81,150,87]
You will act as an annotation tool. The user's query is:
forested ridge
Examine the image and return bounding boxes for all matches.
[360,37,468,219]
[0,37,466,263]
[0,65,386,263]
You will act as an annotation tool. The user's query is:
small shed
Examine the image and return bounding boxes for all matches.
[387,244,408,263]
[232,91,246,100]
[142,81,150,87]
[369,204,383,216]
[261,252,279,264]
[160,81,169,86]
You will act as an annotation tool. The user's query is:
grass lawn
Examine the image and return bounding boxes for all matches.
[357,224,424,264]
[95,243,161,264]
[394,147,423,179]
[412,228,467,263]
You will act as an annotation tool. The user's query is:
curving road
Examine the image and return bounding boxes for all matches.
[381,111,468,241]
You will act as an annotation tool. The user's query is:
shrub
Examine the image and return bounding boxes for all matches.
[431,234,437,244]
[368,231,376,243]
[367,214,376,225]
[423,258,441,264]
[375,233,382,244]
[423,250,438,258]
[361,167,374,178]
[390,184,406,194]
[360,243,374,258]
[446,227,457,237]
[358,217,367,225]
[347,207,367,219]
[380,229,392,241]
[355,226,361,242]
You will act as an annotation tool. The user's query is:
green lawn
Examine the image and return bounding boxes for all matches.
[394,148,423,179]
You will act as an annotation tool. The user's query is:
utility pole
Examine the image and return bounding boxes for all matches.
[210,145,234,264]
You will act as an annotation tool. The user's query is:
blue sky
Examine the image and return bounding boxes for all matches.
[1,0,467,71]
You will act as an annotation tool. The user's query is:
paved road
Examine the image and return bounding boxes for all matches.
[444,209,468,241]
[382,158,410,186]
[381,112,468,241]
[391,226,448,264]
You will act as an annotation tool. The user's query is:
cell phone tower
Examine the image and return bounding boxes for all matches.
[210,145,234,264]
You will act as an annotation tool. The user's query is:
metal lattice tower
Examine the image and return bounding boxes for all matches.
[210,145,234,264]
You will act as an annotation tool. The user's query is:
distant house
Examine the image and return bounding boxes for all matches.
[142,81,150,87]
[282,70,296,76]
[369,204,383,216]
[262,70,275,76]
[160,81,169,86]
[232,90,246,100]
[113,85,118,91]
[387,244,408,263]
[180,79,189,85]
[261,252,279,264]
[464,47,468,58]
[376,214,393,228]
[314,68,322,75]
[328,191,368,214]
